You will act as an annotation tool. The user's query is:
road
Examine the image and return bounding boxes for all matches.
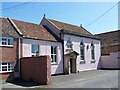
[48,70,119,88]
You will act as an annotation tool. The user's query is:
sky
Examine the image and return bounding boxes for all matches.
[2,2,118,34]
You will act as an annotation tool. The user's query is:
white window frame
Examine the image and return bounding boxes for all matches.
[31,45,39,56]
[51,46,58,64]
[0,62,14,73]
[91,43,95,61]
[80,42,85,62]
[66,38,73,49]
[0,37,13,47]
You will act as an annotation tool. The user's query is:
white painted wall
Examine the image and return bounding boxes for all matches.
[22,38,63,74]
[100,52,120,69]
[40,18,60,38]
[64,34,101,72]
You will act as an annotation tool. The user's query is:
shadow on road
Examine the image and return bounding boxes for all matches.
[6,79,40,87]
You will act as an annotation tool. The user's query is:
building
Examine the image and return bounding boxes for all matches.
[0,16,101,82]
[0,17,63,81]
[95,30,120,69]
[40,17,101,73]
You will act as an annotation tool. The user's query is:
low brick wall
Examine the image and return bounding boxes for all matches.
[20,56,51,85]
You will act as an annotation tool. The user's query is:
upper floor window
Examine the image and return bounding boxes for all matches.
[102,36,107,41]
[80,42,85,60]
[66,37,73,49]
[0,62,14,73]
[113,36,118,42]
[31,45,39,56]
[0,37,13,47]
[51,46,57,64]
[91,43,95,59]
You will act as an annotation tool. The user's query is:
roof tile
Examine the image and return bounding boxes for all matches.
[12,19,57,41]
[48,19,93,36]
[1,17,19,37]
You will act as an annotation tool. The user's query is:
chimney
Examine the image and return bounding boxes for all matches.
[80,24,82,27]
[43,14,46,18]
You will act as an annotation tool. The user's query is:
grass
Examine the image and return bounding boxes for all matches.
[35,85,48,88]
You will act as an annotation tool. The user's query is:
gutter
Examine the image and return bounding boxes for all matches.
[61,29,101,40]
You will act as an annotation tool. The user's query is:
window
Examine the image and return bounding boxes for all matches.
[51,46,57,64]
[0,37,13,47]
[0,62,14,73]
[113,36,118,42]
[91,43,95,59]
[31,45,39,56]
[66,37,73,49]
[80,42,85,60]
[102,36,107,41]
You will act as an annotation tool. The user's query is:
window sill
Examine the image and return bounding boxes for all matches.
[0,71,14,74]
[91,60,96,63]
[0,45,13,47]
[51,62,58,65]
[80,60,86,64]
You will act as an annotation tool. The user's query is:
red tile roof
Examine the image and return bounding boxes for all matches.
[95,30,120,55]
[12,19,57,41]
[95,30,120,46]
[48,19,93,36]
[1,17,19,37]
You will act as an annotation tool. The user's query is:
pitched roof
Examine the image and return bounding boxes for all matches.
[11,19,57,41]
[65,49,79,55]
[95,30,120,46]
[48,19,98,39]
[0,17,19,37]
[101,45,120,55]
[95,30,120,55]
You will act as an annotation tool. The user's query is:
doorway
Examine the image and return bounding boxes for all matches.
[70,58,76,73]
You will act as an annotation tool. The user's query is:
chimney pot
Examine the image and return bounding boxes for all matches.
[80,24,82,27]
[44,14,46,18]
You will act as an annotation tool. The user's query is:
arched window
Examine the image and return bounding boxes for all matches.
[91,43,95,59]
[51,46,57,63]
[80,42,85,60]
[66,37,73,49]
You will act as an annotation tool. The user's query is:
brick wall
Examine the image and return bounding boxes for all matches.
[101,45,119,55]
[20,56,51,85]
[0,38,22,81]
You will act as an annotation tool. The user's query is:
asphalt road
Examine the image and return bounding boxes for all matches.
[48,70,119,88]
[1,70,119,89]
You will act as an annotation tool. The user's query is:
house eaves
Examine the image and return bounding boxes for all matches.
[61,29,100,40]
[7,18,23,36]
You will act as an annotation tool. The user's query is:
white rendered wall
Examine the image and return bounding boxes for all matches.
[22,38,63,74]
[64,34,101,72]
[100,52,120,69]
[40,18,60,38]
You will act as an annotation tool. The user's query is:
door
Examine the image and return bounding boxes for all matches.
[70,58,76,73]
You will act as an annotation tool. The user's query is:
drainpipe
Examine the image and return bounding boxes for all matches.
[60,31,65,74]
[62,40,65,74]
[15,37,21,79]
[18,37,21,78]
[7,18,23,79]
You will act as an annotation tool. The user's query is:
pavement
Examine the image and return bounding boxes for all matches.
[48,70,119,88]
[0,80,38,89]
[0,70,119,89]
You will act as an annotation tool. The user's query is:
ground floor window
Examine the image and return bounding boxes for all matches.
[0,62,14,73]
[31,45,39,56]
[80,42,85,61]
[51,46,57,64]
[91,43,95,59]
